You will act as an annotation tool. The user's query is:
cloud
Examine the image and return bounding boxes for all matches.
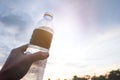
[0,22,31,63]
[0,1,36,62]
[0,13,32,28]
[0,2,33,30]
[65,63,88,68]
[95,26,120,42]
[81,26,120,63]
[66,0,120,32]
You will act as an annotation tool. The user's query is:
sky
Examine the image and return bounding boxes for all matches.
[0,0,120,80]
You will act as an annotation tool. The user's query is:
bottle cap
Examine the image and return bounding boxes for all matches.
[44,12,53,20]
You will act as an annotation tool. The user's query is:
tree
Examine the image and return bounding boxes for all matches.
[73,75,78,80]
[108,69,120,80]
[99,75,107,80]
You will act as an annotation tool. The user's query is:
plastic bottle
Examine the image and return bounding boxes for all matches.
[22,12,54,80]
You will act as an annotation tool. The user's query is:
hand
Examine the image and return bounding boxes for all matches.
[0,44,49,80]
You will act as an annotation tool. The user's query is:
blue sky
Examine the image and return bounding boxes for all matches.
[0,0,120,80]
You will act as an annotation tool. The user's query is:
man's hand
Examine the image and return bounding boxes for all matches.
[0,44,49,80]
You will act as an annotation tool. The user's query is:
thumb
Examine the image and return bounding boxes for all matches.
[28,51,49,62]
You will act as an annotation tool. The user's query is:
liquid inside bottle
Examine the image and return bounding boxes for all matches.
[22,12,53,80]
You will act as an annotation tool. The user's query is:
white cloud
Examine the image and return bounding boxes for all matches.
[0,22,31,61]
[95,26,120,42]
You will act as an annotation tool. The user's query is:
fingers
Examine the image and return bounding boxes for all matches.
[28,51,49,62]
[17,44,28,52]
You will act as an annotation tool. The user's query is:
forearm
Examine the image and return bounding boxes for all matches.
[0,70,20,80]
[0,71,8,80]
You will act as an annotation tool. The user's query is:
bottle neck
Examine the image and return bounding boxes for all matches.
[36,16,54,34]
[37,17,53,27]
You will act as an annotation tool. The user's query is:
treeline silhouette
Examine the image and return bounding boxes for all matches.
[72,69,120,80]
[48,69,120,80]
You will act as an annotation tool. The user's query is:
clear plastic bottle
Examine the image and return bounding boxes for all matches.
[22,12,54,80]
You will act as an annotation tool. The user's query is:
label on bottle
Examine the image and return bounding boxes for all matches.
[30,27,53,50]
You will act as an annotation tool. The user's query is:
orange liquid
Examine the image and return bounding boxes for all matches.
[30,28,53,49]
